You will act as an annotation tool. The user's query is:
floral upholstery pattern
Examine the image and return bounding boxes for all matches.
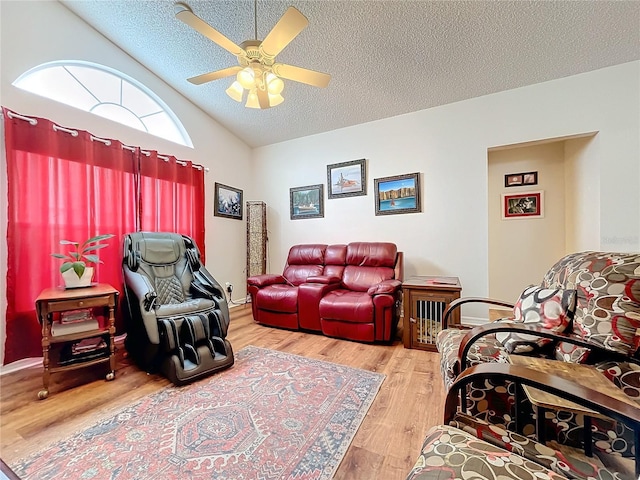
[437,251,640,459]
[406,424,571,480]
[541,252,640,358]
[449,413,624,480]
[436,328,508,390]
[503,286,576,354]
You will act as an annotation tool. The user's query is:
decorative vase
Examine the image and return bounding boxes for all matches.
[61,267,94,289]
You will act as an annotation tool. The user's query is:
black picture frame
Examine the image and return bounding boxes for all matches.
[505,171,538,188]
[290,184,324,220]
[374,172,421,216]
[327,159,367,199]
[214,182,243,220]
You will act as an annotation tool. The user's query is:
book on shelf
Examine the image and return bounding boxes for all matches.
[60,309,93,324]
[51,318,99,336]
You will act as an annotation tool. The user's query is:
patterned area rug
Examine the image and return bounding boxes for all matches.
[12,346,385,480]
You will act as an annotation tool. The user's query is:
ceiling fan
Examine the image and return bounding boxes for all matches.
[175,2,331,109]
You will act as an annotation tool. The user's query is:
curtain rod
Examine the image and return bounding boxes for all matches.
[6,110,209,172]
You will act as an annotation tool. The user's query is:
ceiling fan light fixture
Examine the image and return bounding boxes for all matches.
[266,72,285,95]
[246,89,260,109]
[225,81,244,102]
[237,67,256,89]
[268,92,284,107]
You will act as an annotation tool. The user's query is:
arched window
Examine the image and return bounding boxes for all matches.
[13,61,193,148]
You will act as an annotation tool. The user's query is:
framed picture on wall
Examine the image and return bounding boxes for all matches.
[214,182,243,220]
[327,159,366,199]
[374,172,421,216]
[522,171,538,185]
[504,171,538,187]
[501,191,544,219]
[290,184,324,220]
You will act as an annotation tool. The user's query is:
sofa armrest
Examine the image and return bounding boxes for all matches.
[367,279,402,295]
[247,274,286,288]
[443,296,515,329]
[306,275,341,285]
[457,323,629,371]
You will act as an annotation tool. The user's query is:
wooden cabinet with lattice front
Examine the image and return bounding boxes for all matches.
[402,276,462,351]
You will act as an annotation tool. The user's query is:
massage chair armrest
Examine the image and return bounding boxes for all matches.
[123,269,163,344]
[443,296,515,328]
[306,275,341,285]
[367,279,402,296]
[247,274,287,288]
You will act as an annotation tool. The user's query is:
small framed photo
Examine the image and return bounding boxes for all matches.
[504,173,523,187]
[327,159,366,199]
[290,184,324,220]
[214,182,243,220]
[374,172,421,216]
[505,171,538,187]
[522,171,538,186]
[502,191,544,219]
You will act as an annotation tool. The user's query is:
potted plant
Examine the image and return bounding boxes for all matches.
[51,233,115,288]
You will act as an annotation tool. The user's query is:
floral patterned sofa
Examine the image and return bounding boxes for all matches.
[406,363,640,480]
[436,251,640,459]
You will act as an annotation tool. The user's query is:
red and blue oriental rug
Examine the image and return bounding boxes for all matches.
[11,346,385,479]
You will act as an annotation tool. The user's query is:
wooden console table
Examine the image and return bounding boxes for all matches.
[402,276,462,351]
[35,283,118,399]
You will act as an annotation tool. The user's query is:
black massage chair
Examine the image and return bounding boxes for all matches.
[122,232,234,385]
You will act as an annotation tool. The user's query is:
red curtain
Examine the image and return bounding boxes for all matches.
[138,152,205,261]
[3,108,205,365]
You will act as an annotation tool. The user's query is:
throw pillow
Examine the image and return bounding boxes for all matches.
[502,285,577,354]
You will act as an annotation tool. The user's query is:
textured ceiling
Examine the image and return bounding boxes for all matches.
[60,0,640,148]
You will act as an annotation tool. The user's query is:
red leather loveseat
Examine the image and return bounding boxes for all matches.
[247,242,403,343]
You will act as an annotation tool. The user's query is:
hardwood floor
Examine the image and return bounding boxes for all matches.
[0,306,446,479]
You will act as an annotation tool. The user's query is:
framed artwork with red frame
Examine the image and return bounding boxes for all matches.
[502,191,544,219]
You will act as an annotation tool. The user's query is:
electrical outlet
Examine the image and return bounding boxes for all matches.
[226,282,233,294]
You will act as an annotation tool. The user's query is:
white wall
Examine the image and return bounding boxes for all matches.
[488,142,568,302]
[0,1,252,363]
[565,135,600,253]
[252,61,640,324]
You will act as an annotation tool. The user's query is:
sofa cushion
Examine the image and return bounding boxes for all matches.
[318,289,373,323]
[449,413,613,480]
[346,242,397,268]
[502,286,576,354]
[283,244,326,286]
[406,424,569,480]
[255,285,298,313]
[553,252,640,358]
[342,265,395,292]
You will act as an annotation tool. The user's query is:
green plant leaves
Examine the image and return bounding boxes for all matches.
[52,233,114,277]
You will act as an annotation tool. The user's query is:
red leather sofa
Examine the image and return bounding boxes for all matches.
[247,242,403,343]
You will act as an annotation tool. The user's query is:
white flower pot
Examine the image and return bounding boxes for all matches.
[62,267,94,289]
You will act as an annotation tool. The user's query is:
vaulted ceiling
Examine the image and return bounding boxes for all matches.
[60,0,640,148]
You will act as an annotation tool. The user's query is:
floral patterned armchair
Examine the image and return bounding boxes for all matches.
[407,363,640,480]
[436,251,640,459]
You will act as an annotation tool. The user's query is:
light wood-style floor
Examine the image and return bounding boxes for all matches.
[0,306,446,479]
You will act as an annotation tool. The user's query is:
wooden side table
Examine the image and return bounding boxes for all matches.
[402,276,462,351]
[508,355,639,458]
[35,283,118,399]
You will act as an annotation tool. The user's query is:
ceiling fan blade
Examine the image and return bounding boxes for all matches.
[175,3,245,57]
[257,88,270,109]
[272,64,331,88]
[259,7,309,58]
[187,66,242,85]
